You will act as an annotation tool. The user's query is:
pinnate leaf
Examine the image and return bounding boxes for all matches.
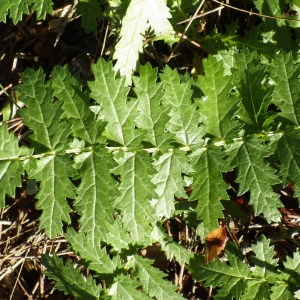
[0,124,27,206]
[269,52,300,126]
[189,144,231,231]
[197,55,241,140]
[161,66,204,146]
[113,150,158,242]
[226,138,282,222]
[131,255,183,299]
[42,254,101,300]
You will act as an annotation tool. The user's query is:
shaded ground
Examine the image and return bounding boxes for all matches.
[0,1,300,299]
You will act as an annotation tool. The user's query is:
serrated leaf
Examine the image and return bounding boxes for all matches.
[132,255,183,299]
[18,68,71,151]
[161,66,204,146]
[134,63,174,148]
[113,150,157,242]
[0,124,27,206]
[189,144,231,231]
[226,138,282,222]
[151,224,193,266]
[152,150,192,218]
[113,0,172,85]
[51,65,105,144]
[65,229,118,275]
[89,59,143,147]
[250,235,278,281]
[30,155,76,238]
[42,254,101,300]
[77,0,102,33]
[108,275,152,300]
[233,49,274,132]
[269,52,300,126]
[73,146,119,245]
[197,55,241,140]
[190,243,250,299]
[272,131,300,199]
[0,0,53,23]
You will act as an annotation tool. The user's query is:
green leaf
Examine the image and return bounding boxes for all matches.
[108,275,152,300]
[73,146,119,245]
[65,229,118,275]
[269,52,300,126]
[132,255,183,299]
[197,55,241,140]
[18,68,71,151]
[134,63,174,148]
[0,124,27,206]
[271,251,300,299]
[51,65,105,144]
[89,59,143,147]
[77,0,102,33]
[30,155,76,238]
[113,150,157,242]
[233,49,274,132]
[152,150,191,218]
[250,235,278,281]
[190,243,250,299]
[161,66,204,146]
[113,0,172,84]
[272,131,300,198]
[189,144,231,231]
[42,254,101,300]
[151,224,193,266]
[0,0,53,23]
[226,138,282,222]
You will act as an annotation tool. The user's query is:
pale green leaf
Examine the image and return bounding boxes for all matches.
[226,138,282,222]
[189,144,231,231]
[113,150,157,242]
[42,254,101,300]
[161,66,205,147]
[113,0,172,84]
[197,55,241,140]
[132,255,183,299]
